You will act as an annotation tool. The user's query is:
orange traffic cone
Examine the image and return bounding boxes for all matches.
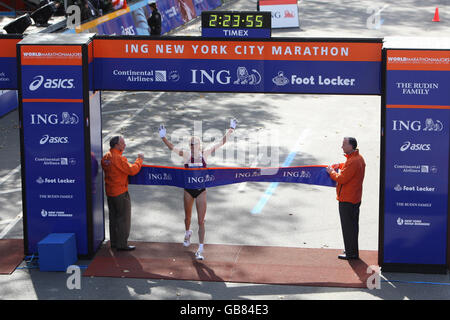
[432,7,440,22]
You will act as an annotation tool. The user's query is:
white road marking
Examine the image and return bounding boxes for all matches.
[0,211,22,239]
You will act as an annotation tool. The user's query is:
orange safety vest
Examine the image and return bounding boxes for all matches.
[329,150,366,204]
[101,148,142,197]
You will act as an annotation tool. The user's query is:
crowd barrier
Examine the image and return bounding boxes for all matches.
[65,0,222,35]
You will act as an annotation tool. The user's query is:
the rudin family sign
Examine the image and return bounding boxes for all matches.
[0,33,448,272]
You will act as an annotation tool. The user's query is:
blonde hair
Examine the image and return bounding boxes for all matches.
[189,136,202,148]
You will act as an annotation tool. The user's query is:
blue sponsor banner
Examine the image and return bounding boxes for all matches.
[96,11,138,35]
[129,165,336,189]
[20,43,90,255]
[193,0,211,16]
[0,90,18,117]
[89,91,105,251]
[92,39,382,93]
[266,60,380,94]
[386,70,450,106]
[21,65,83,100]
[383,49,450,267]
[66,0,221,36]
[384,107,449,265]
[22,101,88,254]
[0,57,17,90]
[94,57,380,94]
[157,0,185,34]
[202,28,271,39]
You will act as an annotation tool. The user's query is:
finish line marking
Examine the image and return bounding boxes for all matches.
[251,129,310,215]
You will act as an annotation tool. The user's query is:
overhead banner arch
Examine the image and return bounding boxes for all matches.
[1,33,448,273]
[92,36,382,94]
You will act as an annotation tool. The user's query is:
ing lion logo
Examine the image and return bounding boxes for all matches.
[233,67,261,85]
[423,118,443,132]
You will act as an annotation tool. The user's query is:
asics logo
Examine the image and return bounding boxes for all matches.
[400,141,431,152]
[29,75,75,91]
[29,76,44,91]
[39,134,69,145]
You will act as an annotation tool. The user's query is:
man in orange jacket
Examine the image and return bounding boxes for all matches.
[102,136,144,251]
[326,137,366,260]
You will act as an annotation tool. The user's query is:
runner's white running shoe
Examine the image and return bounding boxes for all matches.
[195,250,204,260]
[183,230,192,247]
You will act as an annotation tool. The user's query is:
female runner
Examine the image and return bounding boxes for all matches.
[159,119,237,260]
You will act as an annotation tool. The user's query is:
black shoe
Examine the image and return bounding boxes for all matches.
[116,245,136,251]
[338,253,359,260]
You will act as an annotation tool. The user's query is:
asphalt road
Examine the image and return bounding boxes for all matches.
[0,0,449,301]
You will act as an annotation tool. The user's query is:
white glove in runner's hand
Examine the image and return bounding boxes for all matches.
[159,124,166,138]
[230,118,237,130]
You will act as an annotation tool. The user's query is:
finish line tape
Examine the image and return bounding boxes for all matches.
[129,165,336,189]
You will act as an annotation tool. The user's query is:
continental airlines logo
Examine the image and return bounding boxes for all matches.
[29,75,75,91]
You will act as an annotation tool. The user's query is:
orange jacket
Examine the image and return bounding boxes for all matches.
[101,148,143,197]
[329,150,365,204]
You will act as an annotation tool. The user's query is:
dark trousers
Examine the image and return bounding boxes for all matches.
[107,191,131,249]
[338,201,361,256]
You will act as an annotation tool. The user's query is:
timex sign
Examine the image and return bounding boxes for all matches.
[201,11,271,38]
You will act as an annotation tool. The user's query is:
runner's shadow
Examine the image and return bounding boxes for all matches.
[192,259,225,282]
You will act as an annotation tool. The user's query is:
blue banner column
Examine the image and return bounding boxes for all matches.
[380,38,450,273]
[18,34,104,258]
[0,35,22,117]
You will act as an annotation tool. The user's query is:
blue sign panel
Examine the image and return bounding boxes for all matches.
[384,107,449,264]
[0,57,17,90]
[94,58,380,94]
[89,91,104,251]
[129,165,336,189]
[0,90,18,117]
[93,39,382,94]
[22,101,88,254]
[21,65,83,100]
[383,49,450,267]
[20,44,89,255]
[202,28,271,39]
[0,37,21,90]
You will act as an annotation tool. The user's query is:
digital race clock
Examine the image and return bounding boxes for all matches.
[201,11,271,39]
